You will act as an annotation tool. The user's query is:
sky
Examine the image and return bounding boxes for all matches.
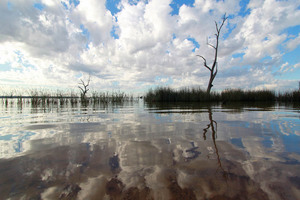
[0,0,300,95]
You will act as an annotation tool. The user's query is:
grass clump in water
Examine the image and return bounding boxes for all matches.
[91,91,134,104]
[145,87,299,103]
[277,90,300,102]
[221,89,276,102]
[145,87,220,103]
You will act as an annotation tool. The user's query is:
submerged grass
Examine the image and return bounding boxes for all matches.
[91,91,134,104]
[1,89,136,107]
[145,87,299,103]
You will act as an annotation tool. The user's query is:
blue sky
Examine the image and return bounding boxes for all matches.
[0,0,300,94]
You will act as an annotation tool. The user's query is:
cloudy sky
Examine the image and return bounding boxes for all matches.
[0,0,299,94]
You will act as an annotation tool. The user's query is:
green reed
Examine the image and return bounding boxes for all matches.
[145,87,220,103]
[145,87,299,103]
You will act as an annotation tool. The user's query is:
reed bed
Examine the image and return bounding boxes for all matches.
[145,87,220,102]
[145,87,299,103]
[277,90,300,102]
[91,91,134,104]
[2,88,299,106]
[221,89,276,102]
[1,89,135,107]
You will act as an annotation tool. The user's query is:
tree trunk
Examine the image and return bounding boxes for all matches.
[78,76,90,104]
[207,72,214,94]
[197,14,227,94]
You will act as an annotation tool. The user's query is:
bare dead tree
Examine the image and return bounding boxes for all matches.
[197,14,228,94]
[78,76,90,102]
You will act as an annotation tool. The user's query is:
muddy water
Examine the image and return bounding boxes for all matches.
[0,100,299,199]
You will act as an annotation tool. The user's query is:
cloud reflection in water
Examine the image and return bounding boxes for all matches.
[0,100,299,199]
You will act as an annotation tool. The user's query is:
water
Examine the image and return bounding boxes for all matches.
[0,100,299,200]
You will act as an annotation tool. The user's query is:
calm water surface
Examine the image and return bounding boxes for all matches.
[0,100,299,200]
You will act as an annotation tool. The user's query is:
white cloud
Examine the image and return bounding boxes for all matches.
[0,0,300,93]
[278,61,299,75]
[231,0,300,66]
[286,33,300,51]
[70,0,114,45]
[0,0,79,57]
[294,63,300,69]
[115,0,175,54]
[280,62,290,73]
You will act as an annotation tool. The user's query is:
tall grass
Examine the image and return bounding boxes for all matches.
[221,89,276,102]
[145,87,220,103]
[145,87,299,103]
[277,90,300,102]
[91,91,134,104]
[1,87,299,106]
[1,89,136,108]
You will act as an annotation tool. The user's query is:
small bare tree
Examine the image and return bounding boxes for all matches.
[78,76,90,102]
[197,14,228,94]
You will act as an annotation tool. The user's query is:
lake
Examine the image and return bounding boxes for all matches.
[0,99,299,200]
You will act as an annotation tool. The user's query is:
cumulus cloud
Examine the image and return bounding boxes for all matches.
[0,0,83,57]
[0,0,299,93]
[234,0,300,66]
[286,33,300,51]
[70,0,114,45]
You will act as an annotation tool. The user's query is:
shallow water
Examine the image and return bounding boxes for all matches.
[0,100,299,199]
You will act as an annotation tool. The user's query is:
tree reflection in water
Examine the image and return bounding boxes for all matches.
[1,102,299,199]
[203,107,228,179]
[182,106,227,179]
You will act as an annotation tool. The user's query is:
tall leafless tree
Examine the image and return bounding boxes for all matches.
[78,76,90,102]
[197,14,228,94]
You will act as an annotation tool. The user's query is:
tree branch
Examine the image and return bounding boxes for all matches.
[203,124,211,140]
[78,75,91,100]
[196,55,212,71]
[207,36,217,49]
[207,43,216,50]
[215,21,219,33]
[197,14,227,94]
[78,86,84,93]
[80,79,85,86]
[218,13,228,33]
[86,76,90,87]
